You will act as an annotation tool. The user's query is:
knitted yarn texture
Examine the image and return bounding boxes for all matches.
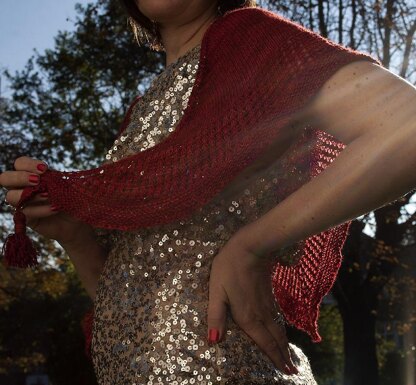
[1,6,382,343]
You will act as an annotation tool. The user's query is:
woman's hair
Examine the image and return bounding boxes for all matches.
[120,0,257,51]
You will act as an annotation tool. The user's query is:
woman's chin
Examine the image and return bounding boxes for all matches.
[136,0,191,22]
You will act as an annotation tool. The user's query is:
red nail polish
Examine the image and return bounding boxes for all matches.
[284,364,292,375]
[50,204,59,211]
[208,328,219,343]
[29,175,39,184]
[37,163,47,172]
[289,364,298,374]
[40,192,48,197]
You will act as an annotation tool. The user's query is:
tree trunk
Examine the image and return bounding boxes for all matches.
[339,296,380,385]
[332,220,382,385]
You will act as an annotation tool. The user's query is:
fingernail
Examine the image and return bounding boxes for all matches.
[208,328,220,344]
[37,163,47,172]
[29,174,39,184]
[50,204,59,211]
[40,192,48,197]
[284,364,292,375]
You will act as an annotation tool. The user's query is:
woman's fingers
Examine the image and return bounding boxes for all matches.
[4,188,57,227]
[207,239,299,376]
[263,305,297,373]
[6,189,49,207]
[0,156,48,189]
[21,204,59,230]
[237,293,298,374]
[5,188,57,217]
[14,156,48,174]
[21,203,59,219]
[0,170,41,189]
[237,315,288,372]
[207,281,228,344]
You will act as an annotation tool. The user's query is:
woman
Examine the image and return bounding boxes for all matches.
[1,0,416,384]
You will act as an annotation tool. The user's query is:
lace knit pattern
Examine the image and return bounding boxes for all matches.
[91,44,317,384]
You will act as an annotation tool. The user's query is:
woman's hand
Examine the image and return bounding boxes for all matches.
[207,232,299,375]
[0,156,92,246]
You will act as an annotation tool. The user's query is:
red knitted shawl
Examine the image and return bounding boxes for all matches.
[1,6,381,343]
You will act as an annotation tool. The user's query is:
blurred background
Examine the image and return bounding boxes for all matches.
[0,0,415,384]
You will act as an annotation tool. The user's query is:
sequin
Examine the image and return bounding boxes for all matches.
[92,43,316,384]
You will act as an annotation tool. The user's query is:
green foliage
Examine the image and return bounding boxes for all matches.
[2,0,162,170]
[0,259,96,384]
[0,0,164,381]
[287,304,344,385]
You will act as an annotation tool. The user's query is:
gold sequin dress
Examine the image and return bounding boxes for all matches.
[91,43,318,385]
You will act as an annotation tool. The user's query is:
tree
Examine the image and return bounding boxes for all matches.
[1,1,415,384]
[1,0,162,382]
[2,0,162,170]
[266,1,416,384]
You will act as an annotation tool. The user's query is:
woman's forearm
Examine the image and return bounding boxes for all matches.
[58,230,108,300]
[238,124,416,259]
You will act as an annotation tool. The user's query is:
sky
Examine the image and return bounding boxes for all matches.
[0,0,91,97]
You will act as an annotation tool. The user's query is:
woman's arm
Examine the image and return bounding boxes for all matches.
[58,229,108,301]
[236,60,416,257]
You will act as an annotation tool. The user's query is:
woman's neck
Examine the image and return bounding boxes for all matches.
[159,6,219,67]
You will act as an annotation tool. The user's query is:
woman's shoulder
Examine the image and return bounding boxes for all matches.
[217,6,306,37]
